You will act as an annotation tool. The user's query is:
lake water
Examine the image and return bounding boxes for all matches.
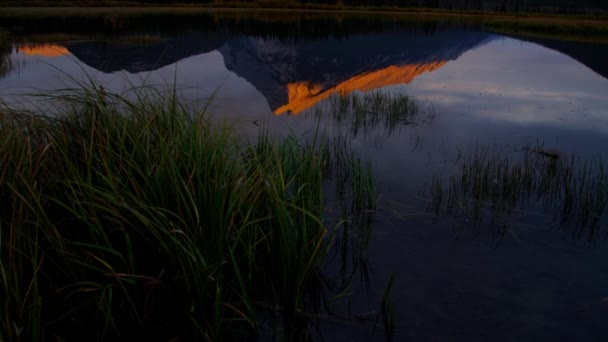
[2,11,608,341]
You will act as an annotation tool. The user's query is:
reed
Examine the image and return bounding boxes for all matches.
[310,91,428,138]
[429,144,608,242]
[380,273,397,342]
[0,81,377,341]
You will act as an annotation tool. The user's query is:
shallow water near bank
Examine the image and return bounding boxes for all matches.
[1,11,608,341]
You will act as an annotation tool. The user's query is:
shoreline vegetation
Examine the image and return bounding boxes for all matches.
[0,0,606,15]
[1,6,607,43]
[1,3,607,18]
[0,82,380,341]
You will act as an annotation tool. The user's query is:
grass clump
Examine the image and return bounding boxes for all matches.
[0,82,376,341]
[308,91,431,138]
[429,144,608,242]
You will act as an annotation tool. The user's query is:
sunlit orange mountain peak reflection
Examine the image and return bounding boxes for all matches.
[274,61,447,115]
[18,44,70,57]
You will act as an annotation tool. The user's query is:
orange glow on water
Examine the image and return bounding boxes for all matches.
[18,44,70,57]
[274,61,447,115]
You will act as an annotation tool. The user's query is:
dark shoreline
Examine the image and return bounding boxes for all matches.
[2,6,607,44]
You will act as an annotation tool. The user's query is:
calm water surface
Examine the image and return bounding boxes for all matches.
[2,12,608,341]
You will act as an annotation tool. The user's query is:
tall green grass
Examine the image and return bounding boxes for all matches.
[429,144,608,242]
[0,82,377,341]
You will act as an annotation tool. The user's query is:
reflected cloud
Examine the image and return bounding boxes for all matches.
[405,38,608,134]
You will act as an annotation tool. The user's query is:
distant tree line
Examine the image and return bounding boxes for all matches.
[329,0,607,13]
[1,0,608,13]
[145,0,607,13]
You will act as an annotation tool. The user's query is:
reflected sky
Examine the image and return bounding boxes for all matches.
[405,38,608,135]
[0,46,268,120]
[2,36,607,143]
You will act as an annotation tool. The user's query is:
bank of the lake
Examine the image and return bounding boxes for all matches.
[1,6,608,42]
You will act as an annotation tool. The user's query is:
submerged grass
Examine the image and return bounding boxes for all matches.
[0,82,378,341]
[429,144,608,242]
[380,273,397,342]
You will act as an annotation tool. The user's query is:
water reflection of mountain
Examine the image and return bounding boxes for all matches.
[218,31,493,113]
[65,32,230,73]
[40,28,608,114]
[64,30,493,114]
